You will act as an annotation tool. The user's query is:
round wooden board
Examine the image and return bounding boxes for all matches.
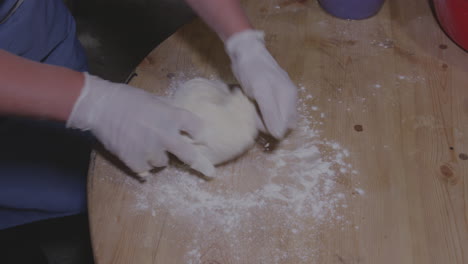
[88,0,468,263]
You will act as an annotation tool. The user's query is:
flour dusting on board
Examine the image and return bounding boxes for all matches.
[104,79,363,263]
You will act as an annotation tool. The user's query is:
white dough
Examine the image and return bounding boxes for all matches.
[173,78,258,165]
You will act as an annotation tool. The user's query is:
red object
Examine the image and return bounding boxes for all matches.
[433,0,468,50]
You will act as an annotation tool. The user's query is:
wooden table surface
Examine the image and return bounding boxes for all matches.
[88,0,468,263]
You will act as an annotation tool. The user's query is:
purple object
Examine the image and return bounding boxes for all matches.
[319,0,385,20]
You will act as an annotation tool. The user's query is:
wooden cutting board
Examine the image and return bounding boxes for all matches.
[88,0,468,263]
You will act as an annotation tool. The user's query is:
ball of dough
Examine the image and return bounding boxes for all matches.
[173,78,258,165]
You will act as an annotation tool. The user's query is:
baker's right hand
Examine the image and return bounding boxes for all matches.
[225,30,298,139]
[67,73,215,178]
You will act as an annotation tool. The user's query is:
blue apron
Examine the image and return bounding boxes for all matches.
[0,0,91,229]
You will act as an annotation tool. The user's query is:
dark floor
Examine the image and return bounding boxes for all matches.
[74,0,195,82]
[0,1,195,263]
[0,215,94,264]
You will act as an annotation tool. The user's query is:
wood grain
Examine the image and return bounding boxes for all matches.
[88,0,468,263]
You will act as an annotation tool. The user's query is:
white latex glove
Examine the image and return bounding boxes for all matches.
[67,73,215,178]
[225,30,298,139]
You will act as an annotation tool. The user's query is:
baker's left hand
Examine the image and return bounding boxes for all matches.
[225,30,298,139]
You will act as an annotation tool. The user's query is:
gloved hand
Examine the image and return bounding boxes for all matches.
[67,73,215,177]
[225,30,298,139]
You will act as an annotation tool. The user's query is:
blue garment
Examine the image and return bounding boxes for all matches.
[0,0,91,229]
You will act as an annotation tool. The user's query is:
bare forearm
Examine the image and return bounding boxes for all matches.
[0,49,83,121]
[185,0,252,41]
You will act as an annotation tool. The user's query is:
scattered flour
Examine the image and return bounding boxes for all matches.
[78,32,101,50]
[396,74,426,83]
[102,78,363,263]
[371,39,394,49]
[354,188,366,196]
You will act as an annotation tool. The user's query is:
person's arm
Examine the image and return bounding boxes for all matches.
[185,0,298,139]
[0,49,82,121]
[0,49,215,177]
